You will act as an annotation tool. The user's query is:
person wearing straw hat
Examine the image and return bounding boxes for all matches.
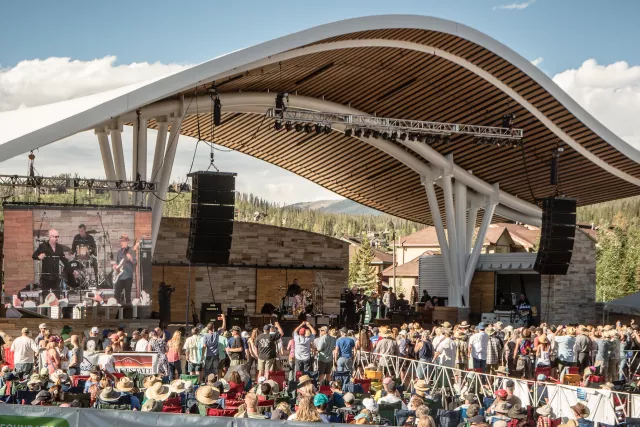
[115,377,141,410]
[486,327,503,376]
[31,390,53,406]
[97,386,133,409]
[536,405,554,426]
[141,398,163,412]
[195,385,221,415]
[487,401,510,424]
[145,381,171,402]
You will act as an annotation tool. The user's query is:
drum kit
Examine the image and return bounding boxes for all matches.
[63,228,112,290]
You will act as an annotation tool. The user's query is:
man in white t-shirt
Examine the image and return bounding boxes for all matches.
[135,329,150,352]
[468,323,489,372]
[11,328,39,377]
[184,327,204,377]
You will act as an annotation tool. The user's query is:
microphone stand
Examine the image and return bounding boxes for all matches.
[97,211,112,288]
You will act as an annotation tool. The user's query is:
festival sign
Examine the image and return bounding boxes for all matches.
[113,352,158,374]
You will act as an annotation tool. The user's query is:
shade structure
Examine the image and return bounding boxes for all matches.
[604,292,640,316]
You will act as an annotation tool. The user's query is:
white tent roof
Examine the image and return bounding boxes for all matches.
[604,292,640,315]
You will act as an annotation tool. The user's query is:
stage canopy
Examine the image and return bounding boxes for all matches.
[604,292,640,316]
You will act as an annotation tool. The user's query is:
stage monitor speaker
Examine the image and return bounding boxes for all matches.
[139,238,153,295]
[227,315,245,330]
[200,302,222,325]
[534,197,577,276]
[187,171,237,264]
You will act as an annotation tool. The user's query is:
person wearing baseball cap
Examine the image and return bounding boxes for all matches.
[36,323,49,346]
[468,323,489,373]
[256,321,283,378]
[11,327,39,377]
[314,325,335,384]
[314,393,340,422]
[85,326,103,352]
[293,320,317,376]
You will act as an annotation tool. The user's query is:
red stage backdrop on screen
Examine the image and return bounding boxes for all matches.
[2,204,152,310]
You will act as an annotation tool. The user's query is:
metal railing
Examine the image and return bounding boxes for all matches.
[353,350,637,425]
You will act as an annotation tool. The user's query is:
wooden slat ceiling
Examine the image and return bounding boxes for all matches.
[145,28,640,225]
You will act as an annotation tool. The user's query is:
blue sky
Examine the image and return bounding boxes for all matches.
[3,0,638,75]
[1,0,639,204]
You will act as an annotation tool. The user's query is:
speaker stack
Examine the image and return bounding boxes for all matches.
[187,172,237,264]
[534,197,577,276]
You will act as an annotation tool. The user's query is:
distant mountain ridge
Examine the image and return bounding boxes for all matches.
[288,199,382,216]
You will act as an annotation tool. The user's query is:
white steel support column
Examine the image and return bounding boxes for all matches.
[454,179,467,304]
[133,117,148,206]
[441,174,461,306]
[109,123,128,205]
[95,128,118,205]
[422,176,454,299]
[151,115,184,253]
[463,186,499,301]
[150,117,169,210]
[466,206,479,255]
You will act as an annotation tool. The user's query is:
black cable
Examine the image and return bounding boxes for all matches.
[206,265,215,302]
[519,143,538,205]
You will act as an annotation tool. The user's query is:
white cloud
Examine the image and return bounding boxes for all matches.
[0,56,188,112]
[494,0,536,10]
[553,59,640,148]
[531,57,544,67]
[0,56,342,204]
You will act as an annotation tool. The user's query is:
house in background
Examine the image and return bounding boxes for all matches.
[383,223,541,298]
[343,237,393,277]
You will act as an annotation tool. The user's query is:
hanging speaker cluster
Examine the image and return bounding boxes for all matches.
[186,172,236,264]
[534,197,577,275]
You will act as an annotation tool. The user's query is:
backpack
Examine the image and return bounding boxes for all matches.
[519,339,533,356]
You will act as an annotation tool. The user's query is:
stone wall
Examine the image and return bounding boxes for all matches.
[540,229,597,325]
[152,218,349,319]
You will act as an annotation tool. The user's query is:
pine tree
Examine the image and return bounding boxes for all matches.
[354,236,377,292]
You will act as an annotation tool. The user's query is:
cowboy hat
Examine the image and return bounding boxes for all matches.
[536,405,553,417]
[495,366,509,375]
[50,370,68,383]
[27,374,42,385]
[119,234,130,242]
[196,386,221,405]
[297,375,313,388]
[459,321,470,329]
[142,375,162,389]
[115,377,135,393]
[486,327,496,336]
[507,406,527,419]
[571,403,590,418]
[99,386,122,402]
[442,321,452,328]
[145,382,171,401]
[170,379,186,394]
[141,398,163,412]
[413,379,428,393]
[566,326,576,337]
[31,390,53,405]
[494,401,510,414]
[600,382,615,390]
[502,325,514,333]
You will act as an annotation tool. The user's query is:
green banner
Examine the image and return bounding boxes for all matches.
[0,414,71,427]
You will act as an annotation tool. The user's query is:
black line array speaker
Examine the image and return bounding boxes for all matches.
[187,172,237,264]
[534,197,577,276]
[139,238,153,295]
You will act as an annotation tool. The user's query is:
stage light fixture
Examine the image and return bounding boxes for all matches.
[364,129,372,138]
[315,124,323,135]
[408,133,416,142]
[417,134,426,143]
[285,121,293,131]
[382,132,390,140]
[354,128,363,138]
[213,96,222,126]
[372,131,380,139]
[294,123,303,132]
[324,124,332,134]
[442,135,450,144]
[274,120,283,131]
[391,131,398,140]
[345,128,353,137]
[304,124,312,134]
[399,133,407,141]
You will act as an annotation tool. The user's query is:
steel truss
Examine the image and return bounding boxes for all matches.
[266,108,524,140]
[0,175,158,192]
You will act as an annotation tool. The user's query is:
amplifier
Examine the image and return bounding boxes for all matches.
[227,306,245,316]
[200,302,222,324]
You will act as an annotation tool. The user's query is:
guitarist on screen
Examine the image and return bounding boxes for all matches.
[112,234,138,305]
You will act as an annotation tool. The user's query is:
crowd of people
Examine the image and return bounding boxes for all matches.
[1,315,639,426]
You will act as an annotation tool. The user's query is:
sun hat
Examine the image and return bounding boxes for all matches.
[463,393,476,402]
[459,321,470,329]
[567,326,576,337]
[503,325,514,333]
[297,375,313,388]
[507,406,527,419]
[536,405,553,417]
[99,386,121,402]
[477,323,486,330]
[141,398,163,412]
[31,390,53,405]
[145,382,171,401]
[414,379,428,392]
[467,415,486,423]
[313,393,329,406]
[119,234,130,242]
[442,321,452,328]
[486,327,496,336]
[28,374,42,385]
[169,379,186,394]
[343,392,356,403]
[494,401,510,414]
[196,386,220,405]
[454,330,467,339]
[493,422,508,427]
[466,404,480,418]
[142,375,162,389]
[537,374,548,381]
[115,377,135,393]
[50,370,68,383]
[38,323,48,330]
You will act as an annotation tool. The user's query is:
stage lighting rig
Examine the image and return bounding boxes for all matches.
[345,128,353,137]
[354,128,363,138]
[502,113,515,129]
[294,123,303,132]
[285,121,293,131]
[274,120,283,131]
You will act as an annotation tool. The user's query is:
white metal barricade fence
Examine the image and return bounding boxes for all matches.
[354,350,637,425]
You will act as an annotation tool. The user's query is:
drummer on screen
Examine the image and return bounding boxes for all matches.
[71,224,98,279]
[32,229,69,294]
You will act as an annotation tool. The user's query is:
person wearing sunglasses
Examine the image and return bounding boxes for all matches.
[32,228,69,295]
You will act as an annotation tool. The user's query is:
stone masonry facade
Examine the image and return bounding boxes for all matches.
[153,218,349,318]
[540,229,597,325]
